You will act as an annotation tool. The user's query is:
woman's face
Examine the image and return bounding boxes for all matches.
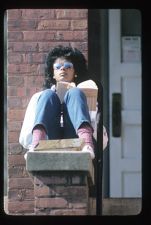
[53,57,75,83]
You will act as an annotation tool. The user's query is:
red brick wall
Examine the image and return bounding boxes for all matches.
[7,9,88,214]
[34,172,89,215]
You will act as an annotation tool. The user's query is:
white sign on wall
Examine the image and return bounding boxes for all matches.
[122,36,141,63]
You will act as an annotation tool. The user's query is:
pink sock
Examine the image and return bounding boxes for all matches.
[77,123,94,149]
[32,125,46,148]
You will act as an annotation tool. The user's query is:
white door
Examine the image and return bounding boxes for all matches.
[109,9,142,197]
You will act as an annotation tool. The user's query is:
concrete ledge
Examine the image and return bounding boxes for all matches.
[102,198,142,215]
[26,151,94,184]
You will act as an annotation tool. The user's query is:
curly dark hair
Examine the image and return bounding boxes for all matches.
[43,45,89,89]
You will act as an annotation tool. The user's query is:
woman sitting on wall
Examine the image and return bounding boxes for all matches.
[19,45,108,159]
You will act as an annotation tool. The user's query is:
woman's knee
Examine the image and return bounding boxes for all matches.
[65,87,85,99]
[39,89,58,102]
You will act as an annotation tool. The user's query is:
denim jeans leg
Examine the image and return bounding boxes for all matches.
[63,87,91,138]
[33,89,62,139]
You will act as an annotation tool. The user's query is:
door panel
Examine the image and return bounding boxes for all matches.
[109,9,142,197]
[122,76,141,110]
[123,172,141,197]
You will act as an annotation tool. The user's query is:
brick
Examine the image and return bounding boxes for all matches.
[55,31,71,41]
[9,42,39,52]
[9,178,33,189]
[35,208,50,215]
[33,53,47,63]
[22,53,32,64]
[34,175,67,185]
[8,131,19,143]
[21,9,55,19]
[8,200,34,213]
[8,155,25,167]
[55,31,87,41]
[21,96,32,108]
[50,186,88,199]
[35,185,57,197]
[8,31,23,41]
[56,9,87,19]
[72,31,87,40]
[37,41,87,53]
[70,42,87,52]
[71,20,87,30]
[8,97,22,109]
[23,31,56,41]
[8,53,22,64]
[8,166,29,178]
[8,189,34,201]
[8,64,38,74]
[7,86,17,96]
[37,64,45,75]
[7,9,22,20]
[68,202,87,209]
[8,20,37,31]
[8,76,24,86]
[37,20,70,30]
[17,87,27,97]
[8,110,25,121]
[35,197,68,209]
[34,185,88,199]
[22,53,46,64]
[38,42,70,52]
[50,209,87,215]
[26,87,42,97]
[34,185,50,197]
[25,76,44,88]
[8,121,22,131]
[19,94,29,106]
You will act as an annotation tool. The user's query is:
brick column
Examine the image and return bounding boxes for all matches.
[26,151,94,215]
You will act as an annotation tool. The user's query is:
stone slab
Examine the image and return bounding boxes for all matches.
[26,151,94,184]
[34,138,84,151]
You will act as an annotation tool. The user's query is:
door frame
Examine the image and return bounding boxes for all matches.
[88,9,109,197]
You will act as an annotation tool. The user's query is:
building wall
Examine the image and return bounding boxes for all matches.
[7,9,88,214]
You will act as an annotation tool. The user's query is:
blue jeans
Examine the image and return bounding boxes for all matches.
[33,88,92,139]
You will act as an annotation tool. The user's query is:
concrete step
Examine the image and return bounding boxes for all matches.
[90,197,142,215]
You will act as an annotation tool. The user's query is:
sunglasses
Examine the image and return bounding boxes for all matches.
[53,62,73,70]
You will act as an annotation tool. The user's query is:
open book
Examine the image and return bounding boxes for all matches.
[56,80,98,111]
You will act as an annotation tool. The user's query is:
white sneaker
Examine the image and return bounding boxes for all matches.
[82,145,95,159]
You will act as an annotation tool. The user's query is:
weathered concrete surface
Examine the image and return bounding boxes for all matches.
[90,197,142,215]
[26,151,94,184]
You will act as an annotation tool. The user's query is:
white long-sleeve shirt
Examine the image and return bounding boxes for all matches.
[19,90,44,149]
